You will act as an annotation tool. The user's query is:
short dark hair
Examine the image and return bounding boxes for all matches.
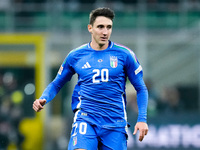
[89,7,115,25]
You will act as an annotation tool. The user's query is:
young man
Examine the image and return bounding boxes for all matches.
[33,7,148,150]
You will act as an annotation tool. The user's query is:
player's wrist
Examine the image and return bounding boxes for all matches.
[137,118,147,123]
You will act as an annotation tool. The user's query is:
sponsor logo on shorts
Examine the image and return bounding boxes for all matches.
[81,112,87,116]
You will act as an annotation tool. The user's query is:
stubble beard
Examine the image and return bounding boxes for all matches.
[98,39,109,49]
[99,43,105,48]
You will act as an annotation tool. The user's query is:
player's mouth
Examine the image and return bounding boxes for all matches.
[100,37,107,41]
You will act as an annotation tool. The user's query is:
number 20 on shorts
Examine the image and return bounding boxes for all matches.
[72,122,87,136]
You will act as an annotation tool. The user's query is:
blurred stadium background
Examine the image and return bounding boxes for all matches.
[0,0,200,150]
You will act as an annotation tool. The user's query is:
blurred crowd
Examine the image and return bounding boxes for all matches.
[0,72,25,150]
[8,0,200,4]
[1,0,200,9]
[126,78,186,119]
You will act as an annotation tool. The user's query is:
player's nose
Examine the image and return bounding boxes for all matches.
[102,28,108,35]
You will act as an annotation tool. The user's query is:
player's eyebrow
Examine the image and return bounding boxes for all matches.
[97,24,112,28]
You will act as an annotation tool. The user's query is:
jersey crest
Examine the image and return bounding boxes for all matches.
[110,56,118,68]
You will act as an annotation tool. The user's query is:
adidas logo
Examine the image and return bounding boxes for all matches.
[82,62,91,69]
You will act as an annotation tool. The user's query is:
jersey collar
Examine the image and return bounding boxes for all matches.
[87,41,114,50]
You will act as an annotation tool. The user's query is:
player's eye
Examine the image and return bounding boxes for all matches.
[97,25,104,28]
[107,25,112,29]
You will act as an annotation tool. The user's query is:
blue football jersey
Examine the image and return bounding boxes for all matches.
[40,41,148,131]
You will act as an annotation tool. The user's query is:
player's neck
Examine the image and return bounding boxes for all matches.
[90,41,109,51]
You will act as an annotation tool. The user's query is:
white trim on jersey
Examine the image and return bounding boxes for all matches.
[121,94,127,121]
[77,96,82,109]
[73,96,82,123]
[73,110,80,123]
[121,93,128,133]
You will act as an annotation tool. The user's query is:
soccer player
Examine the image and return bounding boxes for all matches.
[33,7,148,150]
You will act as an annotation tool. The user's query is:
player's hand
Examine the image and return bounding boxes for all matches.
[133,122,148,142]
[33,99,46,112]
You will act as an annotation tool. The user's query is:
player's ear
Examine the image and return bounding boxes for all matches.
[88,24,92,33]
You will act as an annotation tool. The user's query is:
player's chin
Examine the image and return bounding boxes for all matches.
[99,40,108,45]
